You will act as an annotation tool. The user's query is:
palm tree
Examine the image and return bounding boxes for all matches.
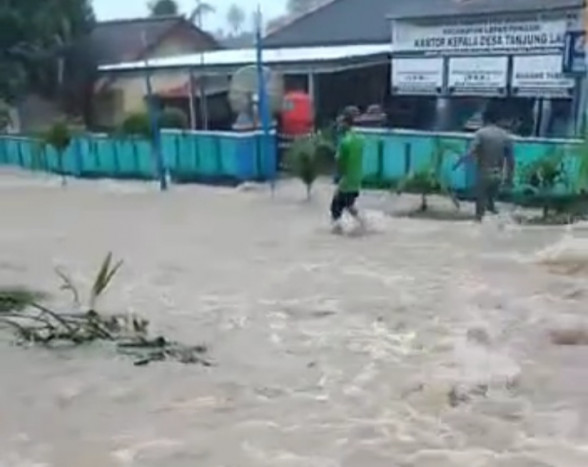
[190,0,215,29]
[227,4,245,35]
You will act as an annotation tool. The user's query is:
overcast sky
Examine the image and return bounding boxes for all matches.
[93,0,286,32]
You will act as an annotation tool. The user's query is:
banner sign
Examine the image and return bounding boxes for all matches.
[393,19,567,54]
[391,58,444,94]
[512,55,575,97]
[563,30,585,74]
[447,56,508,96]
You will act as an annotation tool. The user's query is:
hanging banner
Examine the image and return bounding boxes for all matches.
[512,55,575,97]
[448,56,508,96]
[391,58,444,95]
[393,19,567,54]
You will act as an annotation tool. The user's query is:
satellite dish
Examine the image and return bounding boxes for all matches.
[229,65,284,129]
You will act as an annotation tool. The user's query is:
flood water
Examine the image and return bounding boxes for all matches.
[1,169,588,467]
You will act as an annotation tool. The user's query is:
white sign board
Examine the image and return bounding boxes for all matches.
[391,58,444,94]
[448,56,508,95]
[512,55,575,97]
[393,19,567,53]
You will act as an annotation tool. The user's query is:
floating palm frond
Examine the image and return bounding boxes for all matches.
[89,252,123,311]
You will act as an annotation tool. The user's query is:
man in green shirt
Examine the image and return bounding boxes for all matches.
[330,109,365,233]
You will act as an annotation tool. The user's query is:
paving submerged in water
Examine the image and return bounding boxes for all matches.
[1,169,588,466]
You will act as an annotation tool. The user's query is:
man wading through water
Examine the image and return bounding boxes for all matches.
[454,108,515,221]
[331,108,365,234]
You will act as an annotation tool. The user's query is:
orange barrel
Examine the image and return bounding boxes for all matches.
[281,91,313,136]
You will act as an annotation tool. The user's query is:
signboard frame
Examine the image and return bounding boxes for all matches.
[447,56,508,96]
[391,57,444,95]
[392,18,568,55]
[512,55,575,98]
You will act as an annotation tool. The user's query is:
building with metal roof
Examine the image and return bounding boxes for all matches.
[262,0,583,48]
[99,43,391,75]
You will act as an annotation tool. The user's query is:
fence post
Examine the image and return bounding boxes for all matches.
[403,142,411,175]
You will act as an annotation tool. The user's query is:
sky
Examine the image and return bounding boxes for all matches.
[93,0,286,32]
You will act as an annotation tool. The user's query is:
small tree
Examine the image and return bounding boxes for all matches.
[397,168,442,212]
[43,121,73,186]
[396,138,461,211]
[149,0,179,16]
[190,0,215,28]
[227,4,245,35]
[285,132,334,200]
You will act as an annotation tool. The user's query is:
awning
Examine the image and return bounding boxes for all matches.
[158,76,230,98]
[98,43,391,76]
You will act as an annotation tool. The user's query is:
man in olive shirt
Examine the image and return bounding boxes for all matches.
[455,108,515,221]
[330,109,364,232]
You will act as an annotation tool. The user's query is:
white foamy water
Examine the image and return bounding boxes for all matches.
[1,168,588,466]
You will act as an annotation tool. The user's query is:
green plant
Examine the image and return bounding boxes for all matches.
[285,132,335,199]
[521,148,568,218]
[569,137,588,194]
[119,111,151,139]
[42,121,72,186]
[159,107,188,130]
[396,138,461,211]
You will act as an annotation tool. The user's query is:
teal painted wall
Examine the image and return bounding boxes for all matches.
[0,129,277,184]
[357,128,586,197]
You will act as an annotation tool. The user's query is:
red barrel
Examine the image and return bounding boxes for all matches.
[281,91,313,136]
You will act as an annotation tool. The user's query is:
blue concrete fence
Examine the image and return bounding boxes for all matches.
[357,128,587,197]
[1,127,586,199]
[0,129,277,184]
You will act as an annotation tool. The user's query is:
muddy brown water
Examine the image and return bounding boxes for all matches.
[1,169,588,466]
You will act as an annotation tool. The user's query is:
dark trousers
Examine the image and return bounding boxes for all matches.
[330,190,359,221]
[475,177,500,220]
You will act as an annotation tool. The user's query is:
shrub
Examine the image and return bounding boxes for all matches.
[119,112,151,139]
[159,107,188,130]
[521,150,568,218]
[119,107,188,140]
[285,132,335,199]
[396,138,461,211]
[42,121,73,186]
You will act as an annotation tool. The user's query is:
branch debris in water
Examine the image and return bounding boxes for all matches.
[0,254,211,367]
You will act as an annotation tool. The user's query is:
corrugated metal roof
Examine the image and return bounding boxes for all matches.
[263,0,583,48]
[99,43,391,72]
[389,0,584,19]
[88,16,219,65]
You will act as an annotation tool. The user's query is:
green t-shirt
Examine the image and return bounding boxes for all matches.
[337,131,364,192]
